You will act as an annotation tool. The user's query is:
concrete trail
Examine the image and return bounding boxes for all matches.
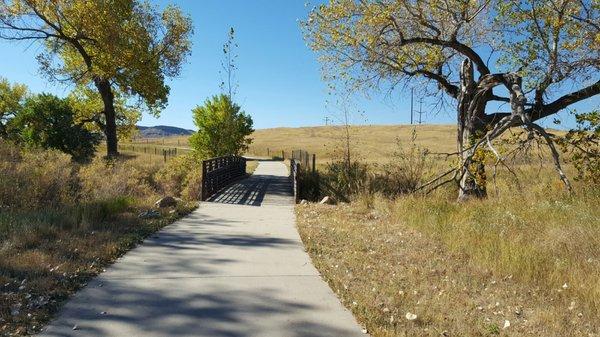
[40,161,365,337]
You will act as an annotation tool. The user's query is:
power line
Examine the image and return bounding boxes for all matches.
[410,88,414,125]
[417,97,425,124]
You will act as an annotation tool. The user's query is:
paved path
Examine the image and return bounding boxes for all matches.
[40,161,365,337]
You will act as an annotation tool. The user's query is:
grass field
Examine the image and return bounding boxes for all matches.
[127,124,458,164]
[296,185,600,337]
[248,124,458,162]
[2,124,595,336]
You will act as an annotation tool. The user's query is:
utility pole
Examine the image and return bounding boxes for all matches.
[324,116,331,126]
[418,98,424,125]
[410,88,414,125]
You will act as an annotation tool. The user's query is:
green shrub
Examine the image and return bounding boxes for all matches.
[316,133,434,201]
[370,136,432,197]
[322,160,370,201]
[76,197,132,229]
[557,110,599,184]
[189,94,254,157]
[297,169,321,201]
[8,94,100,162]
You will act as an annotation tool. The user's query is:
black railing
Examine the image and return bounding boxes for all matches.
[201,155,247,201]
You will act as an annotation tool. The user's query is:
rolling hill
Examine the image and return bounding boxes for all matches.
[137,125,194,138]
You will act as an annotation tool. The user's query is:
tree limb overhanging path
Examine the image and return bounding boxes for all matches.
[40,161,365,337]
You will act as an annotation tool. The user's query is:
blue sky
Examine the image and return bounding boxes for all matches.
[0,0,597,130]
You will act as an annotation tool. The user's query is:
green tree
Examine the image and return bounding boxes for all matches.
[304,0,599,200]
[0,0,193,157]
[68,86,141,141]
[10,93,100,162]
[0,77,27,138]
[190,95,254,158]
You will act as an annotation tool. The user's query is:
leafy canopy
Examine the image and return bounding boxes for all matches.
[0,77,27,136]
[190,95,254,158]
[68,86,141,140]
[0,0,193,119]
[303,0,599,119]
[9,94,100,162]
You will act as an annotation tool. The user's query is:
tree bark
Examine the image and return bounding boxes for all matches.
[95,78,119,158]
[457,59,487,201]
[457,125,487,201]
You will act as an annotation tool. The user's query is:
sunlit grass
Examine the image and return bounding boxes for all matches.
[297,167,599,336]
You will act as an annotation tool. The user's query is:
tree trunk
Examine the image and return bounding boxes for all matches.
[457,59,488,201]
[457,124,487,201]
[95,78,119,158]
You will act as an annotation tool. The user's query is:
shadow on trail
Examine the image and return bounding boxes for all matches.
[102,213,298,278]
[41,212,350,337]
[41,282,355,337]
[208,174,292,207]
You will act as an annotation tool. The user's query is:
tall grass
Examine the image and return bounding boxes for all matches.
[0,140,199,335]
[391,181,600,314]
[0,145,76,208]
[294,125,598,336]
[298,171,599,336]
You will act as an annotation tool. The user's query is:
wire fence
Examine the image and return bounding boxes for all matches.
[117,143,193,162]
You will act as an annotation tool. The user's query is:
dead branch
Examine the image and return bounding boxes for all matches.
[527,123,574,194]
[414,167,459,193]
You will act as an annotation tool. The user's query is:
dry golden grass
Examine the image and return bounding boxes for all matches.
[296,161,599,337]
[0,201,196,335]
[247,124,457,163]
[0,143,199,335]
[246,159,259,174]
[146,124,567,164]
[127,124,458,164]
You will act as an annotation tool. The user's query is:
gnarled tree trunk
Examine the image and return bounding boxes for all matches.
[457,60,488,201]
[95,78,119,158]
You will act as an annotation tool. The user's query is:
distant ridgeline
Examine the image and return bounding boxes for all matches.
[137,125,194,138]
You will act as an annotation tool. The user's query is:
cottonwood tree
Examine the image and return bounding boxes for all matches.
[0,0,193,157]
[68,86,142,141]
[304,0,600,200]
[0,77,27,138]
[190,95,254,158]
[10,93,100,162]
